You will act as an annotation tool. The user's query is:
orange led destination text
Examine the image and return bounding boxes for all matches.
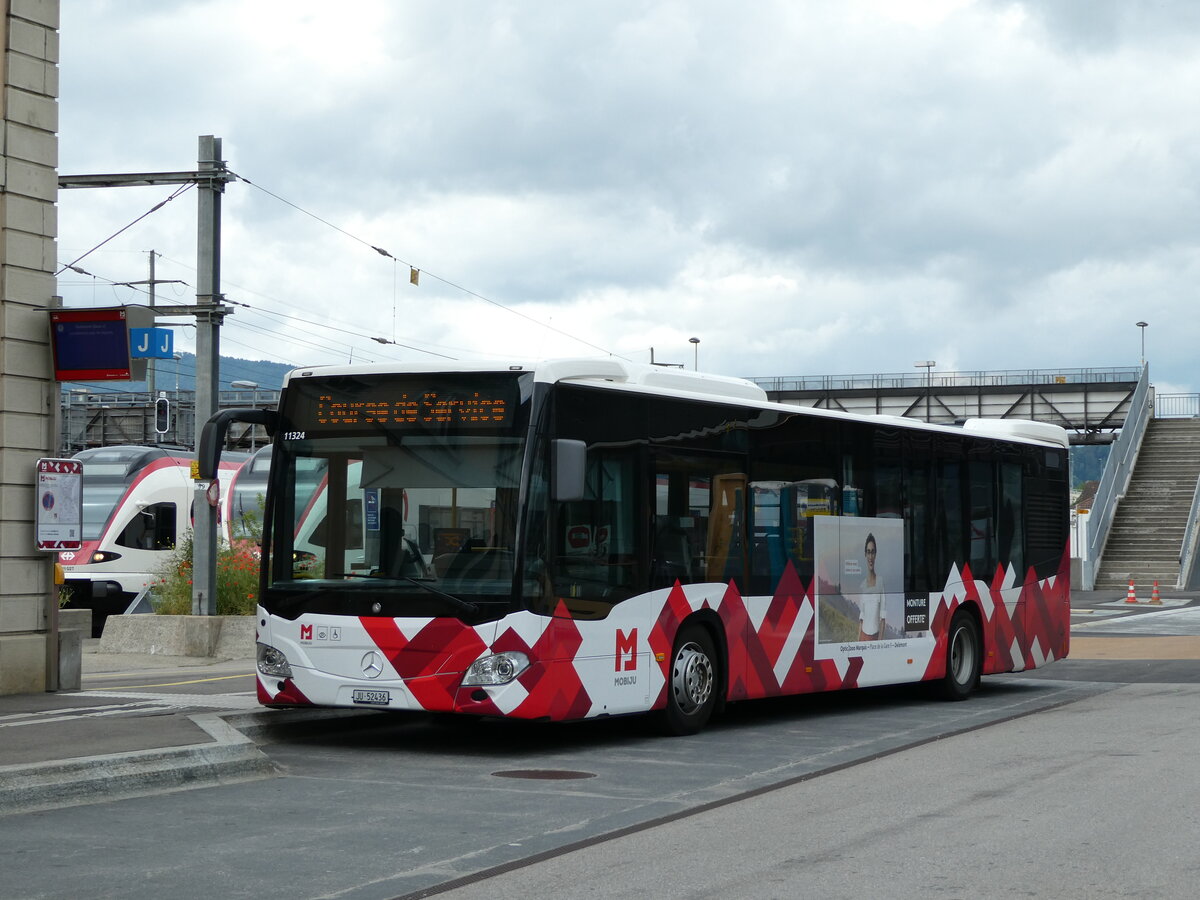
[314,391,508,426]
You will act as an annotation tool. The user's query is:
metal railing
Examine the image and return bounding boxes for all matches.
[1154,394,1200,418]
[1082,364,1151,590]
[747,366,1142,393]
[59,388,280,454]
[1151,393,1200,586]
[61,388,280,406]
[1178,475,1200,590]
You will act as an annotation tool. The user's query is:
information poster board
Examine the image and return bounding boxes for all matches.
[36,458,84,551]
[49,308,131,380]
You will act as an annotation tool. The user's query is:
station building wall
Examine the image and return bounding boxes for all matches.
[0,0,59,693]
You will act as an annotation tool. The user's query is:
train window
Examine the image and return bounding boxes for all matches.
[115,503,177,551]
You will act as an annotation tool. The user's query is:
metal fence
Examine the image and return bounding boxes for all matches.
[1083,365,1152,590]
[1154,394,1200,418]
[747,366,1142,393]
[59,388,280,454]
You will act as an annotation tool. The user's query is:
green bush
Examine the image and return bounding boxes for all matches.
[151,532,261,617]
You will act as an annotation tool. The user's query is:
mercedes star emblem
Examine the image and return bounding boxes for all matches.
[361,651,384,679]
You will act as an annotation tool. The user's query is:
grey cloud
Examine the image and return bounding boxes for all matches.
[992,0,1200,51]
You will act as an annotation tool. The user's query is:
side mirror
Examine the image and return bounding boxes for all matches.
[198,408,277,479]
[552,439,587,502]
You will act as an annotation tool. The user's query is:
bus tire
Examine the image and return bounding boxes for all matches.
[939,609,981,701]
[660,624,719,735]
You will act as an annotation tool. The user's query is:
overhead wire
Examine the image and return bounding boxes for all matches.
[230,318,385,364]
[228,170,626,359]
[154,253,460,361]
[55,182,195,277]
[58,170,622,368]
[56,255,369,368]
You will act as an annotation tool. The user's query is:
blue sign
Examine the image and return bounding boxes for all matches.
[364,489,380,532]
[51,312,130,379]
[129,327,174,359]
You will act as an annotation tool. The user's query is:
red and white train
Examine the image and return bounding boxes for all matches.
[58,444,259,634]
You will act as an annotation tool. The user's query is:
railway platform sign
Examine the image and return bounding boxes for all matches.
[130,327,175,359]
[48,305,154,382]
[35,458,84,551]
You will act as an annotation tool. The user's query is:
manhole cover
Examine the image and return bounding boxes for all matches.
[491,769,596,780]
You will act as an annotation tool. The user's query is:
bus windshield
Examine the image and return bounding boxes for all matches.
[262,371,533,621]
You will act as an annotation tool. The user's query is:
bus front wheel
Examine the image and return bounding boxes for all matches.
[660,625,718,735]
[939,609,981,701]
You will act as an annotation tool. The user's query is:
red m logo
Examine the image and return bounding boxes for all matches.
[615,628,637,672]
[300,624,313,641]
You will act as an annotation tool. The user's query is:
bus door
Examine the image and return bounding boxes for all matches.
[649,453,747,590]
[547,448,638,617]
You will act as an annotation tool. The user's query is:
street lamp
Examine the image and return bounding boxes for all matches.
[689,337,700,371]
[1136,321,1148,367]
[914,360,936,423]
[230,381,260,450]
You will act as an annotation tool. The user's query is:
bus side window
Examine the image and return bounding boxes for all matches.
[706,474,747,583]
[746,479,833,593]
[968,459,996,577]
[999,461,1023,577]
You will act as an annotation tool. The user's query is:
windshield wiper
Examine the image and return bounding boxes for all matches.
[398,576,479,618]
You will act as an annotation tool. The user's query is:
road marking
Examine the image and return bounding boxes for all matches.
[0,700,194,728]
[76,689,260,708]
[1098,598,1190,609]
[84,673,255,691]
[1075,605,1200,635]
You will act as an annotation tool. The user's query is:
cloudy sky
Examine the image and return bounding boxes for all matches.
[55,0,1200,393]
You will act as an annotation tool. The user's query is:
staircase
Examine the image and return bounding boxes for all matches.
[1094,418,1200,590]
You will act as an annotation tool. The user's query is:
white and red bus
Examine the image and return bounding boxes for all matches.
[203,359,1071,734]
[60,444,247,634]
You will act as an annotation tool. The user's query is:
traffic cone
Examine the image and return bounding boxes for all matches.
[1125,578,1139,603]
[1151,581,1162,605]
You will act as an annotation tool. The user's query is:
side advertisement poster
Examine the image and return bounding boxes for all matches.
[814,516,930,653]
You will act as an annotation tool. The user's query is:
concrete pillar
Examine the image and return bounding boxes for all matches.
[0,0,60,695]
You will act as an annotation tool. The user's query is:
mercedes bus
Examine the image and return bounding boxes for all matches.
[202,358,1070,734]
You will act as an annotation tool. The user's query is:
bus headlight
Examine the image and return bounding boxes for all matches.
[462,651,530,686]
[257,642,293,678]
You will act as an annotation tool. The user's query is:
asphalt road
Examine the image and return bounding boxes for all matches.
[432,682,1200,900]
[0,675,1113,900]
[2,603,1198,900]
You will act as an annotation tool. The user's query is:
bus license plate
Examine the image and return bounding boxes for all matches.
[351,689,390,706]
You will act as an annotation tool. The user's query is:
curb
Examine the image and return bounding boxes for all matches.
[0,712,275,817]
[0,706,386,817]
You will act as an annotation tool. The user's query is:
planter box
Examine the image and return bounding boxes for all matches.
[97,615,255,659]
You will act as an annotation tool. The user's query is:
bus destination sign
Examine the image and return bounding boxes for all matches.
[286,376,523,435]
[314,391,509,428]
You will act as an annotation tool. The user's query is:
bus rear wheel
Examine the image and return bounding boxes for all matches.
[660,625,718,735]
[939,609,981,701]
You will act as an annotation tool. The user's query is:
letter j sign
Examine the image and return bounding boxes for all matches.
[129,327,174,359]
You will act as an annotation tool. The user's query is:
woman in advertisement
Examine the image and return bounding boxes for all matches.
[857,532,885,641]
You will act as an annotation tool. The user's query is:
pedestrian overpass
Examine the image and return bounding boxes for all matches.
[748,365,1200,592]
[748,366,1142,445]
